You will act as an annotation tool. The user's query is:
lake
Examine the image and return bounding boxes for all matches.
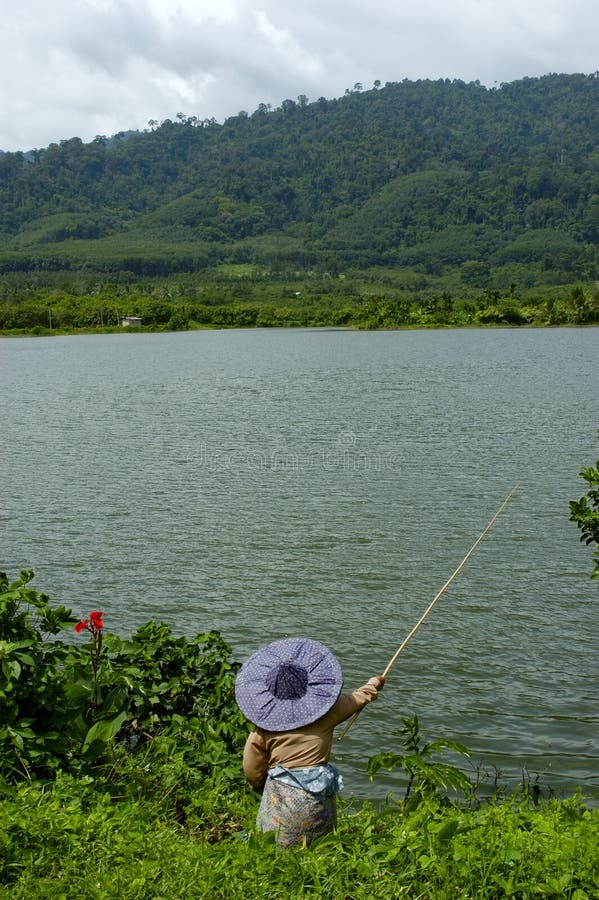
[1,326,598,801]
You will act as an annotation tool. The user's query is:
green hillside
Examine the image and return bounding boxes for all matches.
[1,74,598,330]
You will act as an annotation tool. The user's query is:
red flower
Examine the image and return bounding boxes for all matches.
[74,611,104,634]
[89,611,104,630]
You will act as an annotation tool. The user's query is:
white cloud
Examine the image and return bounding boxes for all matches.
[0,0,597,151]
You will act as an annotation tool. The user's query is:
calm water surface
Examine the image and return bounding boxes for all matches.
[1,327,598,800]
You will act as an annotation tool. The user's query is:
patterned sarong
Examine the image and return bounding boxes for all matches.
[256,764,342,848]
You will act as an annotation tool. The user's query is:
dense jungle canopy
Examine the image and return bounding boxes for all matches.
[1,73,598,330]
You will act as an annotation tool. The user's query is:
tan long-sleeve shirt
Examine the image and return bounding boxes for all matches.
[242,678,382,791]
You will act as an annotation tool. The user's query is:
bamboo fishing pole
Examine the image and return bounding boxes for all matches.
[338,484,518,742]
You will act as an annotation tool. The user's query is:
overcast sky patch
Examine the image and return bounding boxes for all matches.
[1,0,597,151]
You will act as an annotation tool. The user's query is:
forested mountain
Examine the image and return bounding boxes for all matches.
[1,74,598,309]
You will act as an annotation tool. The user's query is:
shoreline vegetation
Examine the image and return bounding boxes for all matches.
[1,272,598,338]
[2,567,598,898]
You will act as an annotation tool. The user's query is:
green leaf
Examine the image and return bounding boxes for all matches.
[15,652,35,666]
[436,818,460,843]
[82,711,127,754]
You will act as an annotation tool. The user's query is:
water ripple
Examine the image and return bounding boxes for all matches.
[1,327,598,801]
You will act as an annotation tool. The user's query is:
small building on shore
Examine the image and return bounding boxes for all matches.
[120,316,143,327]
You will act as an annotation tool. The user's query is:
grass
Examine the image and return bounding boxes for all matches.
[1,774,598,899]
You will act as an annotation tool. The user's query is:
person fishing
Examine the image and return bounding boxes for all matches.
[235,637,384,848]
[235,492,516,848]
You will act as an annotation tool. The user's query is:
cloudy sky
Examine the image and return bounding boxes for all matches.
[1,0,597,152]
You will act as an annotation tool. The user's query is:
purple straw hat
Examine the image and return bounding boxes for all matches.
[235,637,343,730]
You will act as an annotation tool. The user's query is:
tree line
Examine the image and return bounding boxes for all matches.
[1,275,597,333]
[0,73,598,304]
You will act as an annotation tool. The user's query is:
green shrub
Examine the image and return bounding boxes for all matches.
[0,570,77,778]
[0,571,247,785]
[570,432,599,579]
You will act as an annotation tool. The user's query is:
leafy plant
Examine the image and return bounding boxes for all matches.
[0,569,77,778]
[367,713,472,802]
[0,570,247,786]
[101,621,246,755]
[569,430,599,579]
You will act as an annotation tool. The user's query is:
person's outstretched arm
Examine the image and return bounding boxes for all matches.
[330,675,385,726]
